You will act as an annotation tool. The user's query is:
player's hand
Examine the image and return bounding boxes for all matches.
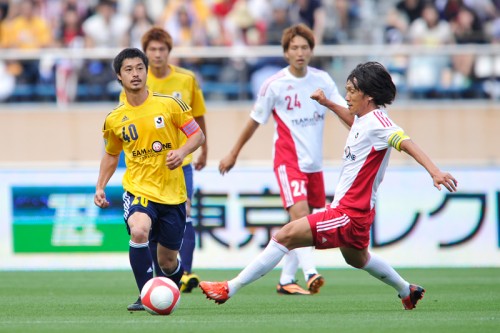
[310,89,326,105]
[94,189,110,208]
[166,150,184,170]
[193,150,207,171]
[432,172,458,192]
[219,154,236,175]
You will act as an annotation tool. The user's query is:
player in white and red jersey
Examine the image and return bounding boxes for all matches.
[219,24,347,296]
[201,62,458,310]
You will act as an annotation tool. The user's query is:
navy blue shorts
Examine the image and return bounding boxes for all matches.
[123,191,186,250]
[182,164,193,201]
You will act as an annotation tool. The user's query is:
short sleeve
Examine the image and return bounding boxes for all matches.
[103,120,122,155]
[250,84,275,124]
[190,77,207,118]
[370,110,403,151]
[169,96,198,137]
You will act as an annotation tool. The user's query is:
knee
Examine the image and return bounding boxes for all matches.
[274,226,294,249]
[341,248,369,269]
[344,256,364,269]
[129,228,149,243]
[158,256,178,275]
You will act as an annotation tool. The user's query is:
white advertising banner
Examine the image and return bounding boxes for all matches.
[0,166,498,270]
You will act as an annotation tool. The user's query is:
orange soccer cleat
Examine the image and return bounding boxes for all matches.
[306,274,325,294]
[400,284,425,310]
[200,281,230,304]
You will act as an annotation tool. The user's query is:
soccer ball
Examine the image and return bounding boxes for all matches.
[140,277,181,315]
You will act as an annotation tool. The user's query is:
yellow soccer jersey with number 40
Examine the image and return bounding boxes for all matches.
[103,91,199,204]
[119,65,206,166]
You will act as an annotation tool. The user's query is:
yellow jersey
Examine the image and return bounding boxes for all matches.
[119,65,206,166]
[104,91,200,204]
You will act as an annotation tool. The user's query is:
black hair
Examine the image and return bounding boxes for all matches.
[112,47,148,76]
[347,62,396,107]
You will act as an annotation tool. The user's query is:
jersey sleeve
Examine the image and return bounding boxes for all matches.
[250,83,275,124]
[370,110,405,151]
[102,118,122,155]
[190,76,207,118]
[169,96,200,138]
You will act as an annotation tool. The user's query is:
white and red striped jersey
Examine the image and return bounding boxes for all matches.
[250,66,346,172]
[331,108,404,213]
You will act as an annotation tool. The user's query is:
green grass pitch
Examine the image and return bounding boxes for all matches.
[1,268,499,333]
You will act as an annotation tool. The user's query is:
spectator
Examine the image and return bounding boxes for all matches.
[160,1,208,47]
[158,0,211,27]
[385,6,409,44]
[210,0,238,46]
[396,0,425,24]
[79,0,130,100]
[0,0,53,87]
[450,5,488,94]
[55,7,84,47]
[289,0,326,44]
[249,0,290,97]
[439,0,497,23]
[210,0,265,100]
[125,1,154,49]
[225,0,265,46]
[0,0,8,45]
[406,2,455,97]
[54,6,85,105]
[383,7,410,90]
[161,2,209,71]
[82,0,130,48]
[266,0,292,45]
[472,8,500,98]
[246,0,272,26]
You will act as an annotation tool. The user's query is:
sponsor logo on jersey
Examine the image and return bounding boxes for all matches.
[121,115,129,122]
[355,132,359,139]
[287,85,294,91]
[344,146,356,161]
[173,91,182,99]
[155,116,165,129]
[291,112,324,127]
[132,142,173,159]
[152,141,163,152]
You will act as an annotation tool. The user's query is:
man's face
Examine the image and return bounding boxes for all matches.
[284,35,312,73]
[118,57,147,92]
[345,78,371,116]
[145,40,170,69]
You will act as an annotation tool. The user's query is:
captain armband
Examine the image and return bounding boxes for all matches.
[388,130,410,151]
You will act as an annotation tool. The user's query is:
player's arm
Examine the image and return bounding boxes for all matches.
[399,138,458,192]
[94,152,120,208]
[311,88,354,128]
[167,125,205,170]
[219,118,260,175]
[192,115,208,171]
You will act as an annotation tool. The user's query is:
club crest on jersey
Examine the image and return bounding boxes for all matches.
[154,116,165,128]
[172,91,182,99]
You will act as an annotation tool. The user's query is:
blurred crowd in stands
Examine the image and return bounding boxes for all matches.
[0,0,499,103]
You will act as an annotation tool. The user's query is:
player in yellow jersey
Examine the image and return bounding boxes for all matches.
[117,28,208,303]
[94,48,205,311]
[140,27,208,296]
